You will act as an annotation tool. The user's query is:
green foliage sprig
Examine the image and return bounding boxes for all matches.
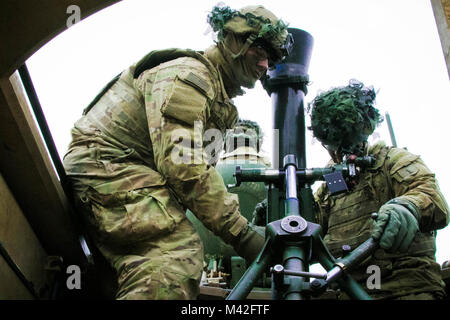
[207,5,239,38]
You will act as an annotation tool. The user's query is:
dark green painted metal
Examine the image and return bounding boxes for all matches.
[339,238,378,269]
[216,160,268,222]
[385,112,397,147]
[232,167,268,183]
[282,245,307,300]
[268,185,282,223]
[299,187,315,222]
[226,240,272,300]
[231,256,247,288]
[317,238,377,300]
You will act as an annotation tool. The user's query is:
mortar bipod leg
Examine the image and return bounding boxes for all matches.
[226,238,273,300]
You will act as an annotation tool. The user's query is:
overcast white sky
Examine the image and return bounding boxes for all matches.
[27,0,449,264]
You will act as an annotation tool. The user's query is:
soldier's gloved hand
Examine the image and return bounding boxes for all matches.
[251,199,267,226]
[234,223,265,263]
[371,199,420,253]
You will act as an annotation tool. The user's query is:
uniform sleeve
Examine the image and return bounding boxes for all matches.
[135,62,248,245]
[388,147,450,232]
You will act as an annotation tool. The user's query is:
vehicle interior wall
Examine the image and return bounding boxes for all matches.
[0,173,48,299]
[0,0,120,299]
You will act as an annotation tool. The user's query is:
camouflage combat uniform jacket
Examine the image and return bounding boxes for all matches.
[63,49,248,299]
[314,141,449,299]
[186,145,269,267]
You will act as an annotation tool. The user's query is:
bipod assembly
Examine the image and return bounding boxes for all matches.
[226,154,379,300]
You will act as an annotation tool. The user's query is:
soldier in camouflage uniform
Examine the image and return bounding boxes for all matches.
[220,119,271,166]
[309,80,449,299]
[63,5,292,299]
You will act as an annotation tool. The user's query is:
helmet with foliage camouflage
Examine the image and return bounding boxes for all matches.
[207,4,293,67]
[225,119,264,153]
[308,79,383,156]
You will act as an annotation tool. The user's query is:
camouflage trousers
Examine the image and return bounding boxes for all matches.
[72,180,204,299]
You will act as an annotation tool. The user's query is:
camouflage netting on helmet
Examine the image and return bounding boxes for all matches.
[207,5,289,61]
[308,79,383,154]
[207,5,287,40]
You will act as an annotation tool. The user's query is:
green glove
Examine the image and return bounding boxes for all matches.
[372,199,420,253]
[233,223,265,263]
[251,199,267,226]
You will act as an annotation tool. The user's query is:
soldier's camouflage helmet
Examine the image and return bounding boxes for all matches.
[207,4,293,66]
[308,79,383,155]
[225,119,264,153]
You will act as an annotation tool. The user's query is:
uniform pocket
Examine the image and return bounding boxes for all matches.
[161,76,208,126]
[86,185,185,247]
[124,187,185,240]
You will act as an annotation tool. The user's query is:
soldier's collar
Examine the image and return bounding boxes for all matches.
[203,45,245,100]
[367,141,388,170]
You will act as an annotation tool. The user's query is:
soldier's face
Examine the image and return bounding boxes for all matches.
[235,45,269,89]
[221,33,270,89]
[244,46,269,80]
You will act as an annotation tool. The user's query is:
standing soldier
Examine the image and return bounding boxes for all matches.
[220,119,270,167]
[63,4,293,299]
[186,119,269,289]
[310,79,449,299]
[218,119,271,228]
